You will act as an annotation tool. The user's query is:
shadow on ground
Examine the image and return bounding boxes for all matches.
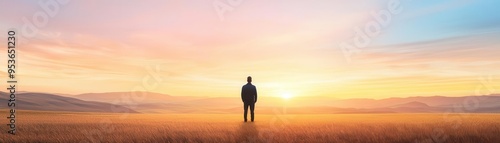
[237,122,259,143]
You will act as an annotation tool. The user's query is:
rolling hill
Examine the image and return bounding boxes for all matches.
[0,92,138,113]
[70,92,500,113]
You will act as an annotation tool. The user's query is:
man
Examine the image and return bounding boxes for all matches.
[241,76,257,122]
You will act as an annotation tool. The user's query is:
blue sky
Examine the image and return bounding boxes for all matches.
[376,0,500,45]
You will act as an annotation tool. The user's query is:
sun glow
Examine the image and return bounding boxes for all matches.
[281,92,293,100]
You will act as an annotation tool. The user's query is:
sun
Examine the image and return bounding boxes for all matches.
[281,92,292,100]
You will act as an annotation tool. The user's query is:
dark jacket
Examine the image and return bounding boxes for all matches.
[241,83,257,103]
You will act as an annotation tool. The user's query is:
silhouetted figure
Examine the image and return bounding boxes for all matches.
[241,76,257,122]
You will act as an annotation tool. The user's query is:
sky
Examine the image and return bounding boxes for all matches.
[1,0,499,99]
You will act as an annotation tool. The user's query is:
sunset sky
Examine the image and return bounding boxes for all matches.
[1,0,499,99]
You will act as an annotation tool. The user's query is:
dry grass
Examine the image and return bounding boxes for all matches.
[0,110,499,143]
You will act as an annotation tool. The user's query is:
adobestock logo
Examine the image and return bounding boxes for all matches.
[339,0,406,62]
[213,0,244,21]
[19,0,70,43]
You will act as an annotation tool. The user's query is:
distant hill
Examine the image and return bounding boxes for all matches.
[391,101,430,108]
[70,92,500,113]
[329,95,500,109]
[0,92,138,113]
[74,92,176,104]
[3,91,500,114]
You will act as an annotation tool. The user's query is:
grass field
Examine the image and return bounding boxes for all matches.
[1,110,499,143]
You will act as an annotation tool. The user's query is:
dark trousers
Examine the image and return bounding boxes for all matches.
[243,102,255,122]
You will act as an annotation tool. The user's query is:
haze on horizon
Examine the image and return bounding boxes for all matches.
[1,0,499,99]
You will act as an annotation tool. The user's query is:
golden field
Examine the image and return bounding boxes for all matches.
[0,110,499,143]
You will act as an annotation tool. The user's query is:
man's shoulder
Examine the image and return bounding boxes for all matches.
[243,84,256,88]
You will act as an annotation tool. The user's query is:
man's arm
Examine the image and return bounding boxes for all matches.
[241,86,244,102]
[254,86,257,103]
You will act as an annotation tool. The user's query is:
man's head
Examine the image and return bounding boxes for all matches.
[247,76,252,83]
